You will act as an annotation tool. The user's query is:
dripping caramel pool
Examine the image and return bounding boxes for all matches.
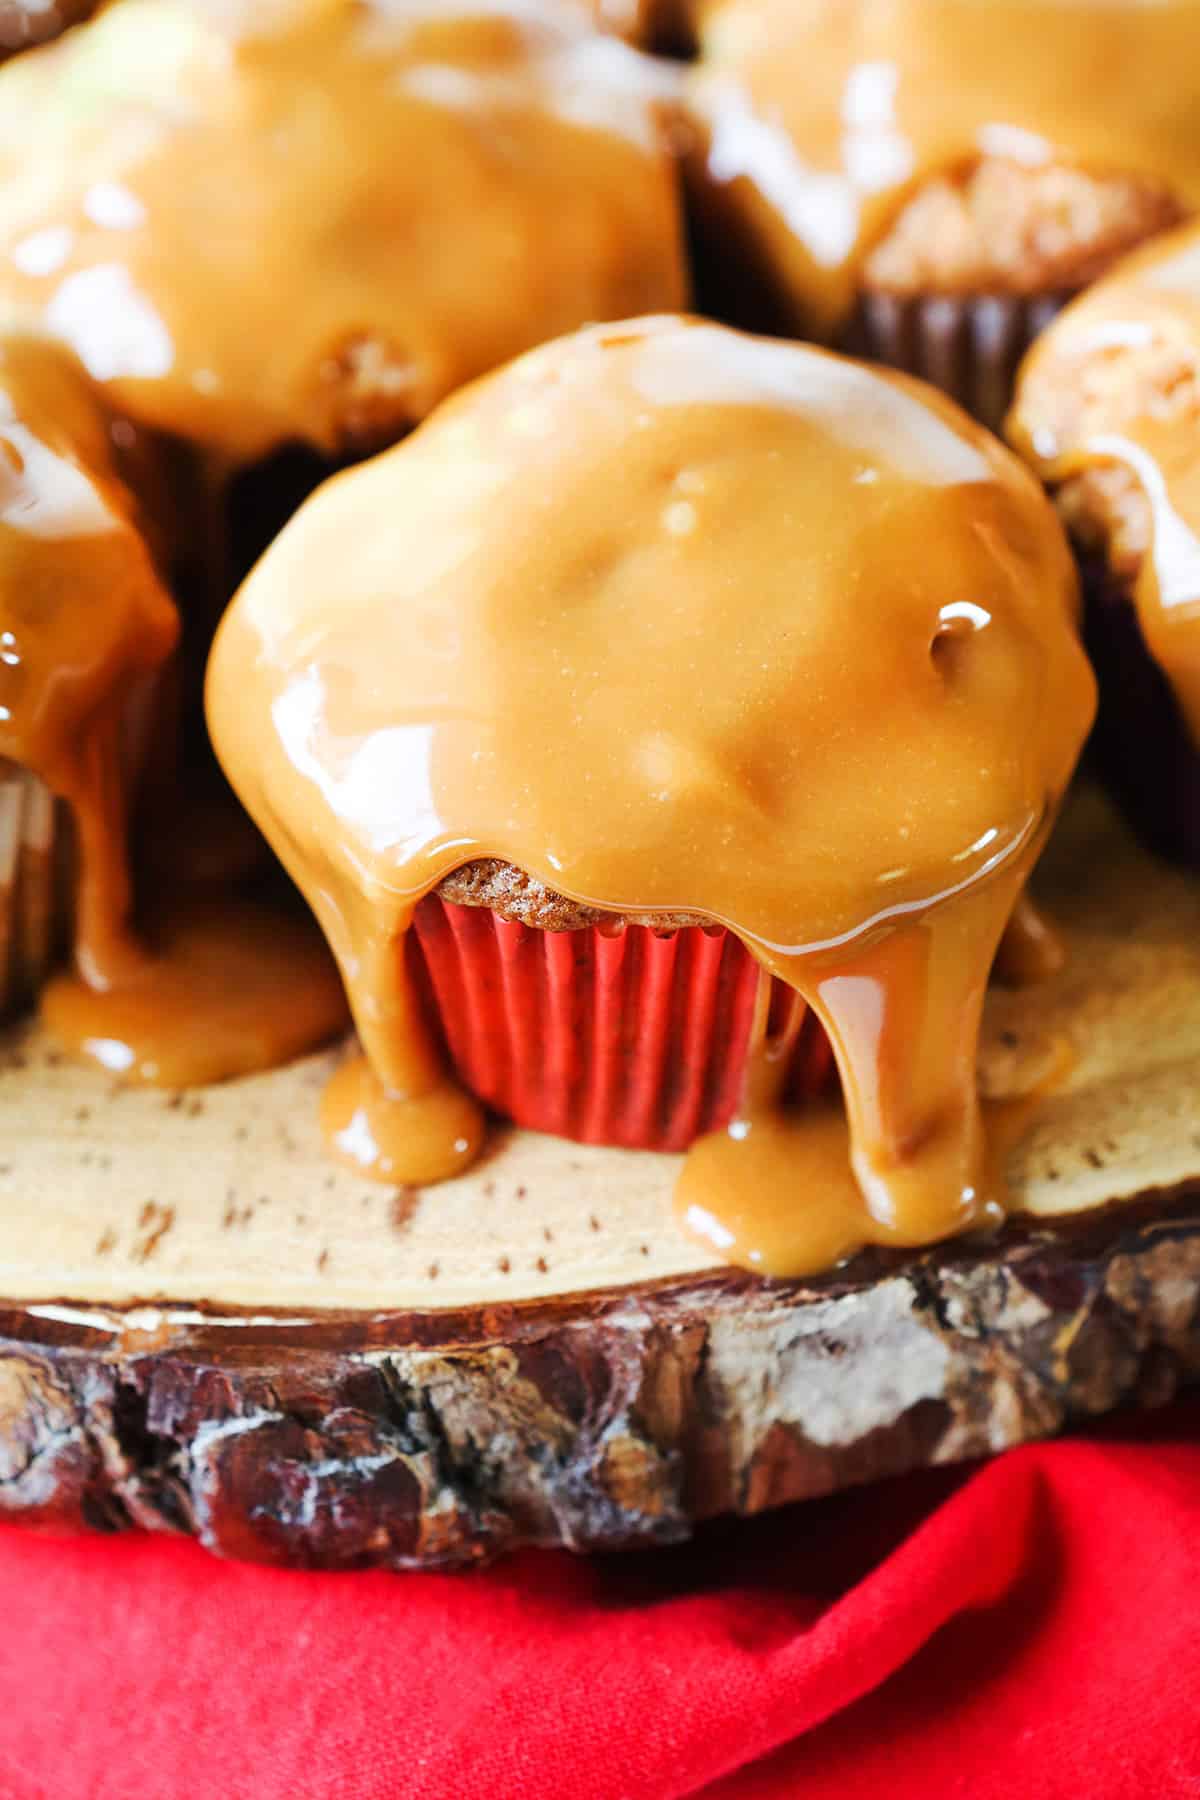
[0,788,1197,1316]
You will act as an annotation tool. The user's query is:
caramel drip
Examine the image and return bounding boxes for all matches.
[686,0,1200,334]
[677,971,868,1273]
[312,892,485,1183]
[795,878,1019,1240]
[679,875,1020,1273]
[0,334,347,1090]
[0,336,177,988]
[208,317,1096,1273]
[0,0,685,464]
[41,896,349,1087]
[1010,223,1200,744]
[321,1055,486,1186]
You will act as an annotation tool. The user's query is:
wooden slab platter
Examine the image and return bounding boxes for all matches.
[1,785,1199,1569]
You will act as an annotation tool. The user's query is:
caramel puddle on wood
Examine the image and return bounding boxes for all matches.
[0,790,1197,1313]
[321,1053,485,1186]
[676,891,1071,1278]
[679,1102,882,1275]
[676,1080,1076,1278]
[677,874,1023,1276]
[315,921,486,1184]
[40,896,349,1087]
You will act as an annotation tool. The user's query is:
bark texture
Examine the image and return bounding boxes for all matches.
[2,1190,1199,1570]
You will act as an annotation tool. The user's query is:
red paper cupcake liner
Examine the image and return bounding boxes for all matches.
[410,896,834,1153]
[843,291,1071,430]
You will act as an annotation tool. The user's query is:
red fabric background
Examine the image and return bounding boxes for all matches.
[2,1402,1199,1800]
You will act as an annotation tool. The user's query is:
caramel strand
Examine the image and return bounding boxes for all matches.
[0,335,349,1076]
[0,336,176,990]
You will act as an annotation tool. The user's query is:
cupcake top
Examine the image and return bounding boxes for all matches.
[209,316,1095,1268]
[0,336,177,985]
[686,0,1200,334]
[1009,220,1200,741]
[0,0,687,464]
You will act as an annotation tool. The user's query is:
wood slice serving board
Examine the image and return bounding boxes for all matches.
[1,786,1199,1569]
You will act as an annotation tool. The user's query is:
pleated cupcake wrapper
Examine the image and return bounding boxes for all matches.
[411,895,834,1154]
[1081,562,1200,868]
[0,670,169,1019]
[844,292,1071,431]
[0,766,70,1018]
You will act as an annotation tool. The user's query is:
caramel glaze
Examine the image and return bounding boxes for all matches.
[0,335,176,990]
[41,893,349,1088]
[208,317,1096,1275]
[0,0,685,1091]
[0,334,349,1081]
[685,0,1200,336]
[1009,222,1200,745]
[0,0,687,467]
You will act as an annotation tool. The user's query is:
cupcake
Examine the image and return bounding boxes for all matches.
[208,316,1095,1276]
[1008,220,1200,866]
[0,336,178,1013]
[0,0,689,469]
[683,0,1199,427]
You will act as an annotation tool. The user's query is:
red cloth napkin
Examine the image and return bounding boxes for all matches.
[3,1402,1200,1800]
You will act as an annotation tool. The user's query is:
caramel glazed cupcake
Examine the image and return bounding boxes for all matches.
[1009,220,1200,868]
[0,0,688,1074]
[683,0,1200,427]
[209,316,1096,1278]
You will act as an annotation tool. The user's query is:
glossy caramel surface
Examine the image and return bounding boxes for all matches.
[41,895,349,1086]
[0,0,687,464]
[0,349,349,1085]
[209,317,1096,1272]
[0,336,177,988]
[686,0,1200,333]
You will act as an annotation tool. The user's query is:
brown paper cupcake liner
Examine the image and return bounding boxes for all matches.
[844,291,1071,430]
[0,765,70,1017]
[0,666,174,1018]
[1080,562,1200,868]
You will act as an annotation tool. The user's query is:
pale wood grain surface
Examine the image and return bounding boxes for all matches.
[0,784,1196,1315]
